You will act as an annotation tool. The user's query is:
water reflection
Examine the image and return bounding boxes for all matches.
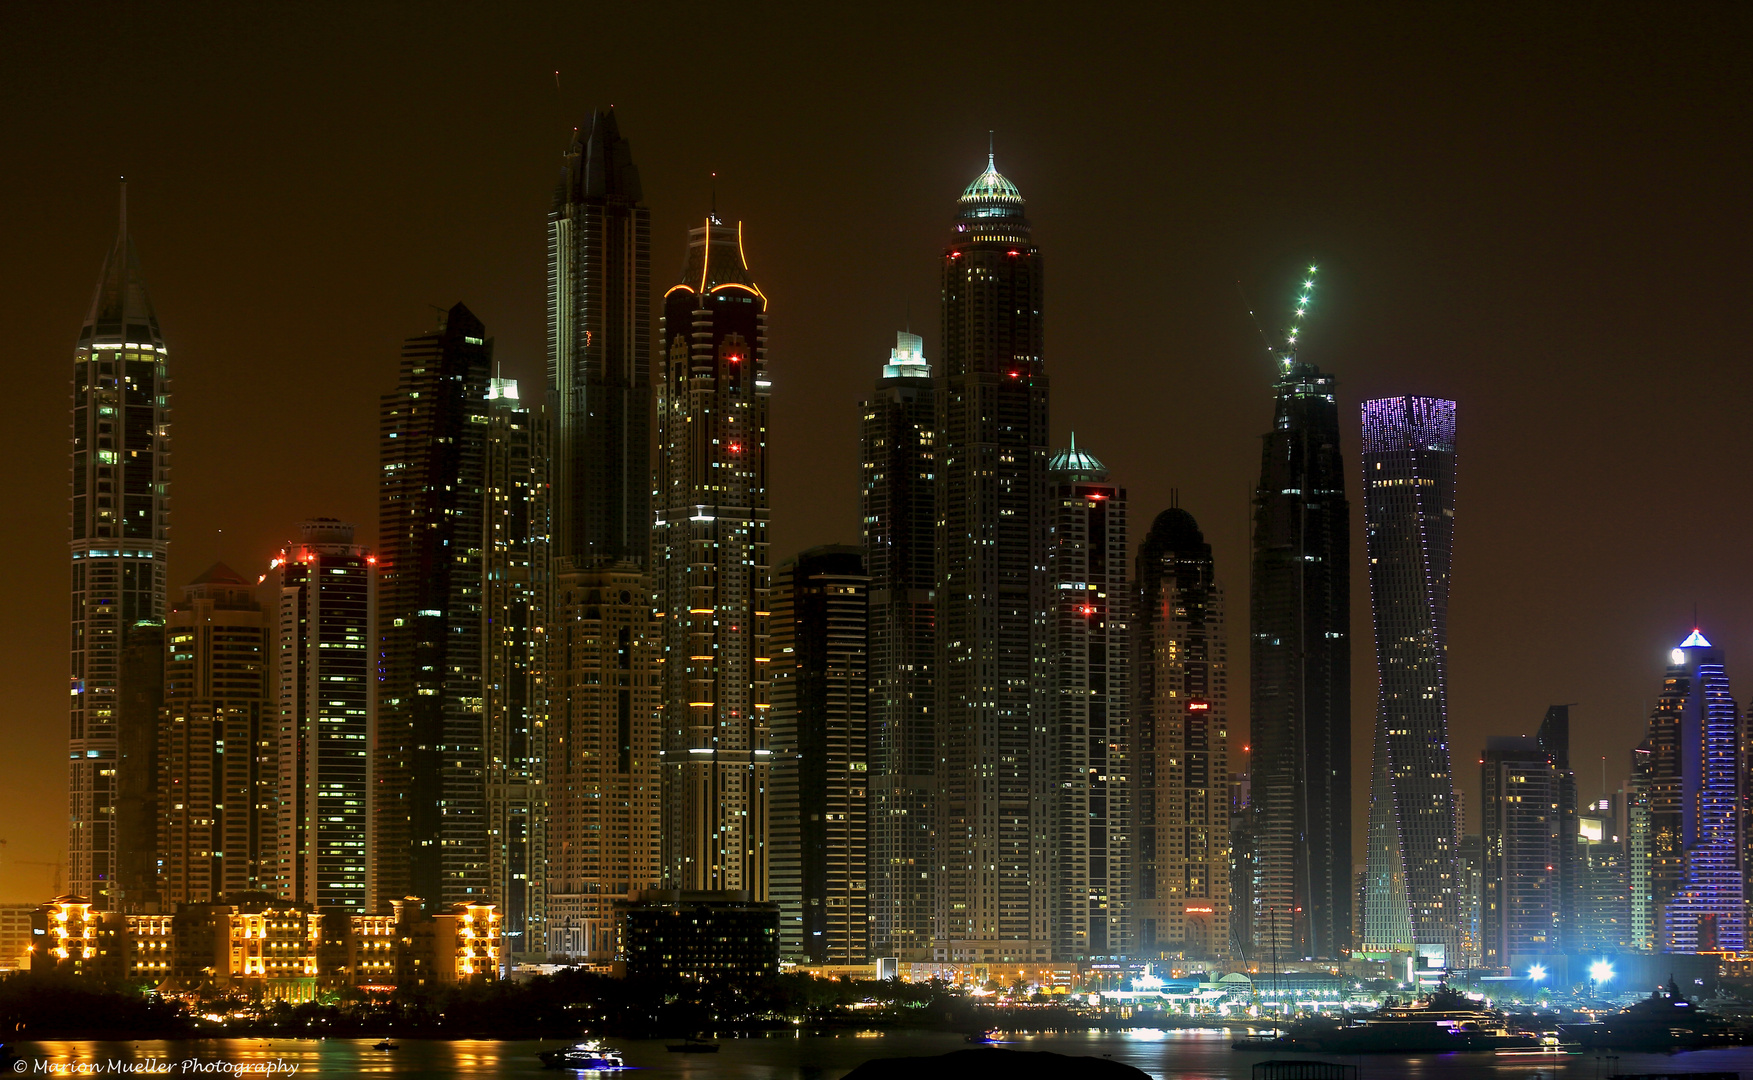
[14,1030,1753,1079]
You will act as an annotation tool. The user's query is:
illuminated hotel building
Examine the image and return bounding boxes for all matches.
[654,213,771,894]
[1650,631,1744,954]
[1360,396,1458,961]
[934,153,1051,963]
[1133,505,1229,959]
[859,331,936,959]
[376,304,492,909]
[769,546,869,963]
[276,519,375,911]
[158,564,274,904]
[482,379,550,961]
[544,108,663,957]
[1249,358,1351,959]
[1046,439,1131,961]
[69,188,171,909]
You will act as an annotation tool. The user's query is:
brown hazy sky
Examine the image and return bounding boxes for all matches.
[1,2,1749,902]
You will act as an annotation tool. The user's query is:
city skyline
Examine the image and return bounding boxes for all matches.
[6,6,1752,904]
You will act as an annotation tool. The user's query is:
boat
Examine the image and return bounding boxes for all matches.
[372,1039,399,1050]
[1238,985,1540,1053]
[665,1035,720,1054]
[1559,977,1742,1050]
[965,1029,1002,1044]
[538,1040,627,1070]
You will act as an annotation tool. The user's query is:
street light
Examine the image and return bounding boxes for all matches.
[1528,964,1546,983]
[1589,960,1614,985]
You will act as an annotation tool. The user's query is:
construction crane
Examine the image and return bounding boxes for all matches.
[14,860,64,896]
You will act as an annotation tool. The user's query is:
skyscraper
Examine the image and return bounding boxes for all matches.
[159,565,274,905]
[1536,704,1579,950]
[935,152,1051,964]
[1480,735,1560,972]
[1650,631,1743,954]
[1360,396,1458,962]
[1249,358,1350,959]
[544,110,662,957]
[276,520,375,912]
[69,187,171,909]
[654,214,771,894]
[547,562,662,959]
[1047,438,1131,960]
[1134,505,1229,959]
[482,379,550,960]
[1576,797,1631,954]
[859,331,937,961]
[376,304,491,909]
[549,107,651,567]
[769,546,870,964]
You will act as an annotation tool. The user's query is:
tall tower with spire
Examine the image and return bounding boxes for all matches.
[1249,278,1352,959]
[935,150,1051,963]
[69,184,171,909]
[548,108,651,568]
[654,214,771,894]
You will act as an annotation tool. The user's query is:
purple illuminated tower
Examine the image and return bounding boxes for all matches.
[1359,396,1458,964]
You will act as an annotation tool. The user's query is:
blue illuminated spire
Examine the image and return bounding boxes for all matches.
[1680,629,1712,649]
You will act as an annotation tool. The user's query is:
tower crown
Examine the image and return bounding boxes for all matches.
[881,331,930,380]
[1048,432,1108,481]
[960,154,1023,204]
[954,151,1031,241]
[672,217,763,303]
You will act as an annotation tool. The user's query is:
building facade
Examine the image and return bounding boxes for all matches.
[1249,358,1351,960]
[482,379,550,961]
[276,520,375,912]
[1654,631,1744,954]
[69,190,171,909]
[1134,506,1229,960]
[934,154,1051,963]
[158,564,274,904]
[1576,797,1631,954]
[375,303,492,909]
[769,546,869,964]
[1046,438,1131,960]
[546,563,662,959]
[859,331,937,961]
[1480,736,1561,972]
[654,214,771,894]
[1360,396,1459,960]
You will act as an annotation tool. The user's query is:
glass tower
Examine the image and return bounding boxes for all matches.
[1360,396,1458,961]
[69,187,170,909]
[860,331,936,960]
[935,153,1051,963]
[548,107,651,567]
[655,215,771,894]
[375,304,492,909]
[1249,359,1350,959]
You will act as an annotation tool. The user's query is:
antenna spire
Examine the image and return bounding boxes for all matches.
[988,130,995,169]
[710,171,717,221]
[119,177,127,240]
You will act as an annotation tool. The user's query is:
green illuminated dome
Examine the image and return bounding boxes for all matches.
[960,154,1023,203]
[1048,432,1107,481]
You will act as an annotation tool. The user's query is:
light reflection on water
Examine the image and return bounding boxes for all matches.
[17,1030,1753,1079]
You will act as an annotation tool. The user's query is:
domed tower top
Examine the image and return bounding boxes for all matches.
[1048,432,1108,482]
[954,146,1030,242]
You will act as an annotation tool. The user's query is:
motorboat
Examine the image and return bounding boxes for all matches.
[666,1035,720,1053]
[538,1040,628,1070]
[1559,978,1742,1050]
[372,1039,399,1050]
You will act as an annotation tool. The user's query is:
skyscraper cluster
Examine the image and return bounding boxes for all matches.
[56,112,1739,986]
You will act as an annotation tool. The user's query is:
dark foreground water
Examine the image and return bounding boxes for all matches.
[17,1030,1753,1079]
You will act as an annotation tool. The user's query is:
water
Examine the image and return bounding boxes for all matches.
[16,1030,1753,1079]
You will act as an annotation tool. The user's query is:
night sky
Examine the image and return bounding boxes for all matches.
[3,3,1749,903]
